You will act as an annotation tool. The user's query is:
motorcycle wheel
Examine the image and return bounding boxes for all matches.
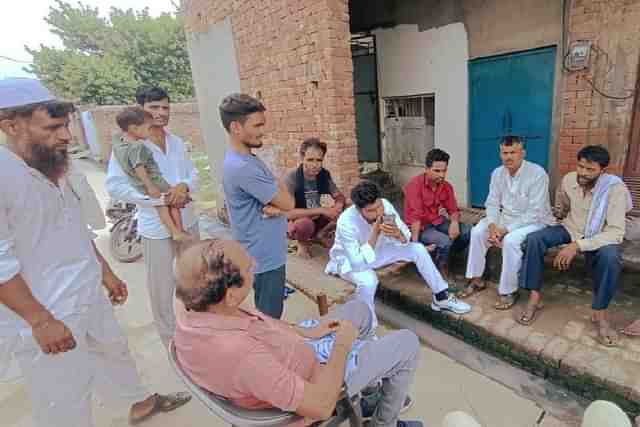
[110,217,143,263]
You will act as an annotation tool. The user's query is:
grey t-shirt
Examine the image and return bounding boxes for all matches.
[284,169,338,209]
[223,149,287,274]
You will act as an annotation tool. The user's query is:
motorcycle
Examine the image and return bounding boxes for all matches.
[106,200,143,263]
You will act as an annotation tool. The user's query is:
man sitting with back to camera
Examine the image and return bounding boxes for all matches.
[174,239,423,427]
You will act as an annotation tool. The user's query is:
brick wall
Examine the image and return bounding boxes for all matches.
[559,0,640,177]
[183,0,359,190]
[78,102,204,162]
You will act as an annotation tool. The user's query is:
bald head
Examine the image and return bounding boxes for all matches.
[175,239,254,311]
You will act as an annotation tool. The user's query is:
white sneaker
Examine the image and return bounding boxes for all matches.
[431,294,471,314]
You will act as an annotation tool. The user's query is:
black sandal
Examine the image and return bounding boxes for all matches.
[459,281,487,299]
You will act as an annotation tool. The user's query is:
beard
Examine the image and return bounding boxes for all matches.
[577,174,599,187]
[25,142,69,181]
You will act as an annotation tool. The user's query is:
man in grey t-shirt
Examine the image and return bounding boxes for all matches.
[220,94,294,319]
[283,138,346,258]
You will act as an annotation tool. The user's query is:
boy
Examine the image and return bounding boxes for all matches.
[112,107,192,241]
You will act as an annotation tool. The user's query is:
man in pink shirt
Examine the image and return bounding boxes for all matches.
[174,239,422,427]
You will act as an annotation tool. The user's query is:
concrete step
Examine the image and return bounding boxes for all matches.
[285,247,640,421]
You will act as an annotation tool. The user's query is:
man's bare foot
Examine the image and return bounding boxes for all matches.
[296,243,312,258]
[172,231,194,242]
[129,392,191,425]
[621,319,640,337]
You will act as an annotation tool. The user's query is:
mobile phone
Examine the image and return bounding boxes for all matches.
[382,213,395,225]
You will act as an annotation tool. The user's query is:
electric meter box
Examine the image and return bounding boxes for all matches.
[568,40,592,70]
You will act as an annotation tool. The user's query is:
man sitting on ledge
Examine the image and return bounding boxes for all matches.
[326,180,471,331]
[517,145,633,347]
[174,239,423,427]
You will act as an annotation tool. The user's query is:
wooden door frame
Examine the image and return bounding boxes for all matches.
[623,61,640,177]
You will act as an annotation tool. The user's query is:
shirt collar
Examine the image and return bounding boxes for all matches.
[227,146,253,160]
[568,172,596,194]
[508,160,527,179]
[424,174,442,190]
[177,301,265,331]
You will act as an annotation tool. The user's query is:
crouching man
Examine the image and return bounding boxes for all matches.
[174,239,423,427]
[325,181,471,330]
[285,138,347,257]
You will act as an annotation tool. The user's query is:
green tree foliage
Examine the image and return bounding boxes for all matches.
[25,1,194,105]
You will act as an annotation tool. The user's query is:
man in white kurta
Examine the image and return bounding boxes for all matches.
[463,137,553,310]
[106,86,199,348]
[326,181,471,330]
[0,79,189,427]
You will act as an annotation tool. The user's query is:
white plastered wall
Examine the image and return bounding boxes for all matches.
[374,23,470,205]
[186,17,241,209]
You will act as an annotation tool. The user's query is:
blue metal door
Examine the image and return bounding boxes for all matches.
[469,46,557,207]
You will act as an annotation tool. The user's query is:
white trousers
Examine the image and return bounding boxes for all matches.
[341,242,448,330]
[142,224,199,348]
[465,218,546,295]
[13,296,148,427]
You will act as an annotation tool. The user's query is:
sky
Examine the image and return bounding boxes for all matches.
[0,0,178,79]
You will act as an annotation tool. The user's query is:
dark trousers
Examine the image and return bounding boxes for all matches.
[418,219,472,266]
[520,225,622,310]
[253,265,286,319]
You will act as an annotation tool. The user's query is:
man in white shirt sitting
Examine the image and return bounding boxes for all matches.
[462,136,553,310]
[326,180,471,329]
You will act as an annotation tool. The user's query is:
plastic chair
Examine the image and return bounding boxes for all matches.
[168,341,363,427]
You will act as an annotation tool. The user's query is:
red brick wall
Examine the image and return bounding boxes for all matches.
[78,102,204,162]
[183,0,359,190]
[559,0,640,177]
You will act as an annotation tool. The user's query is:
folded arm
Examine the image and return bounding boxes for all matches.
[234,328,355,421]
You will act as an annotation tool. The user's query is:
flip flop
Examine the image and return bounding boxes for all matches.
[597,321,619,347]
[459,281,487,299]
[129,392,192,425]
[494,292,519,310]
[514,302,544,326]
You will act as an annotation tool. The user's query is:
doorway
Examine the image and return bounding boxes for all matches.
[352,34,381,162]
[623,71,640,217]
[468,46,557,207]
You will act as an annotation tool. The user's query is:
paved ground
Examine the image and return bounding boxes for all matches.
[0,160,572,427]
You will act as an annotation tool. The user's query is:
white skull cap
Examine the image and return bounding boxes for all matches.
[0,78,56,109]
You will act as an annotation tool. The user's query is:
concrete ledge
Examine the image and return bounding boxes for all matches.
[285,248,640,420]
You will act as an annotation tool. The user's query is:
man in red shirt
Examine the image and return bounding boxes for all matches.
[403,149,471,277]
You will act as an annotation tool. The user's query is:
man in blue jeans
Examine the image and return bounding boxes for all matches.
[220,94,294,319]
[517,145,633,347]
[403,149,471,278]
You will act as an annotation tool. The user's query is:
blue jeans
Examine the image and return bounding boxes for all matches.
[520,225,622,310]
[419,219,472,266]
[254,265,286,318]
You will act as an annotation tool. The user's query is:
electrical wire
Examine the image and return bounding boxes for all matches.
[562,43,637,100]
[0,54,32,64]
